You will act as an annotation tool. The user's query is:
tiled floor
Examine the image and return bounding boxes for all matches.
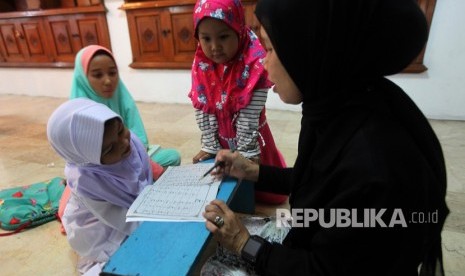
[0,95,463,275]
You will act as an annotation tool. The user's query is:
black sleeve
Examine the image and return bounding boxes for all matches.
[253,189,425,276]
[255,165,293,195]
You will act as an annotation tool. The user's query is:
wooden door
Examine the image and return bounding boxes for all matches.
[74,13,110,48]
[126,5,195,68]
[167,6,196,64]
[0,20,25,62]
[127,8,165,64]
[45,13,111,64]
[0,18,50,63]
[45,15,79,63]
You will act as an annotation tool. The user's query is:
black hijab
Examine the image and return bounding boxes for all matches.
[256,0,428,102]
[256,0,448,275]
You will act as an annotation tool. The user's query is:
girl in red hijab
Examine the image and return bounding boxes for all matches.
[189,0,287,204]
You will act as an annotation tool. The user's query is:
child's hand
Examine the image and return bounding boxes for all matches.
[193,150,214,163]
[249,155,261,165]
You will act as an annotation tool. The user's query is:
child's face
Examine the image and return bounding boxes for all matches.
[197,18,239,64]
[87,54,119,99]
[100,118,131,164]
[260,27,302,105]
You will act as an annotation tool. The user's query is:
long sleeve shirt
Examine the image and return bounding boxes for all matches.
[195,89,268,158]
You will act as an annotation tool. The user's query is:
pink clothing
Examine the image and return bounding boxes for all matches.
[189,0,272,114]
[189,0,287,204]
[150,160,164,180]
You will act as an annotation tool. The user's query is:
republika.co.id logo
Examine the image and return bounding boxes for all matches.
[276,208,439,228]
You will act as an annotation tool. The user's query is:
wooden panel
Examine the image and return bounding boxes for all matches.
[60,0,76,8]
[47,19,74,55]
[14,0,41,11]
[125,5,196,68]
[0,22,23,60]
[76,17,101,46]
[0,18,51,63]
[20,20,49,60]
[123,1,259,69]
[136,13,162,56]
[0,4,111,67]
[76,0,101,6]
[170,9,196,61]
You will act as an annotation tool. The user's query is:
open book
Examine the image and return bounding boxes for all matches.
[126,163,221,222]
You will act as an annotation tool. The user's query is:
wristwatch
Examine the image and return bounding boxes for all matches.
[241,235,266,264]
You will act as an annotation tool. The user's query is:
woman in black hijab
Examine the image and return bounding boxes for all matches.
[202,0,449,275]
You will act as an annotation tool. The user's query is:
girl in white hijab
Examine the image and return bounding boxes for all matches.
[47,98,153,274]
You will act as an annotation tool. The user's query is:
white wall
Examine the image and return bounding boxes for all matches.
[388,0,465,120]
[0,0,463,118]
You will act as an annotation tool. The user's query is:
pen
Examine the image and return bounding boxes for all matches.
[200,161,225,180]
[200,148,236,179]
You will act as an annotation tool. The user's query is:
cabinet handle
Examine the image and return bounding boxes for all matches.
[14,30,24,39]
[72,34,80,38]
[161,29,171,37]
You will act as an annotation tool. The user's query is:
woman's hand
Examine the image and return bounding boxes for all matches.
[249,155,261,165]
[203,200,250,254]
[212,150,259,182]
[193,150,214,164]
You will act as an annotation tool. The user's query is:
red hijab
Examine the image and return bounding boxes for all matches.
[189,0,272,114]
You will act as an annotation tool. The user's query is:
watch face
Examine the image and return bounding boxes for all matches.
[243,237,262,256]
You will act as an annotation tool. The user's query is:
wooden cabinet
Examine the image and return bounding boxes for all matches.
[0,4,111,67]
[124,2,196,69]
[45,12,111,64]
[0,17,50,63]
[121,0,259,69]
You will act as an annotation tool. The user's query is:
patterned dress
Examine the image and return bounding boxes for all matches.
[189,0,287,204]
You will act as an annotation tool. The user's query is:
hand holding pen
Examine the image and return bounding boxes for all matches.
[201,149,235,179]
[202,149,260,182]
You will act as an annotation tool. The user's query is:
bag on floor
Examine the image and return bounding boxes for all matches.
[0,177,66,236]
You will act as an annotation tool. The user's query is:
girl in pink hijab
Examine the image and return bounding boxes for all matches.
[189,0,287,204]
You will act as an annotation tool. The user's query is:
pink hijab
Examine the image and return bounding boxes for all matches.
[189,0,272,114]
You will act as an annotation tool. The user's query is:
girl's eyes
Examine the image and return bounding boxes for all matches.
[200,34,230,42]
[90,70,118,79]
[219,34,229,40]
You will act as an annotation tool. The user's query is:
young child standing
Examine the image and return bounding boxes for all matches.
[71,45,181,172]
[189,0,287,204]
[47,98,152,275]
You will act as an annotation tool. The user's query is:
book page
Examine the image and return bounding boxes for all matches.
[126,163,221,222]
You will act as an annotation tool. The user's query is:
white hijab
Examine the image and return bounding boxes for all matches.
[47,98,152,208]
